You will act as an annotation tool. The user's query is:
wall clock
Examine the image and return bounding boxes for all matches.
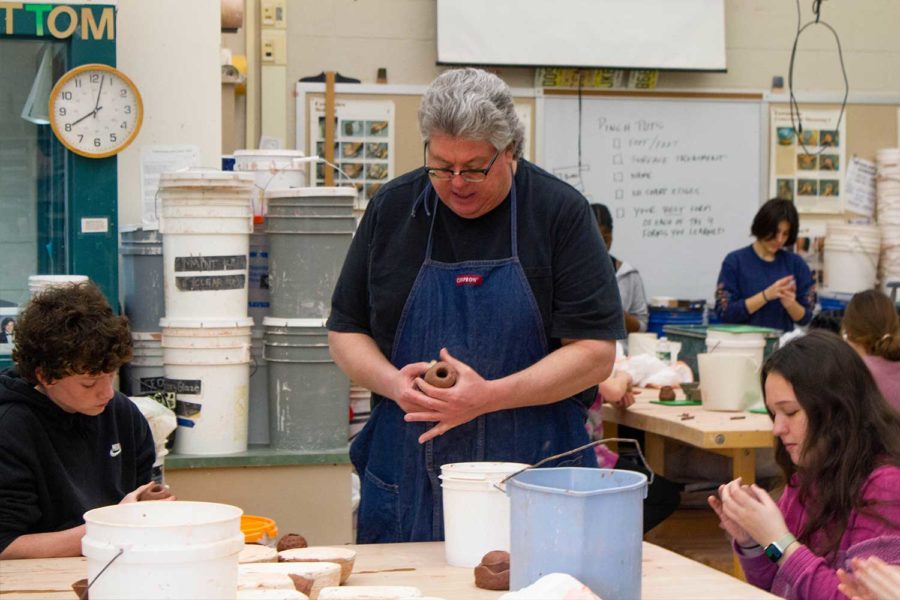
[48,63,143,159]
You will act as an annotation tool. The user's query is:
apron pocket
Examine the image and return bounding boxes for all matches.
[357,467,402,543]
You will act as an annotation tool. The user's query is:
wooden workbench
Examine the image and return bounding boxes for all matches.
[601,387,774,485]
[0,541,777,599]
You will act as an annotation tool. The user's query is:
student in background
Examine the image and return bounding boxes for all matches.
[841,289,900,411]
[590,203,649,334]
[715,198,816,332]
[0,282,159,559]
[708,331,900,600]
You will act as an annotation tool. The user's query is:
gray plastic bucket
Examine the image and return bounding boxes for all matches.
[120,228,165,333]
[248,332,269,445]
[266,215,354,319]
[506,468,647,599]
[263,317,349,451]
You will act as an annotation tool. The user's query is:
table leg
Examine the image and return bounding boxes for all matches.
[602,421,619,452]
[645,432,665,477]
[731,448,756,485]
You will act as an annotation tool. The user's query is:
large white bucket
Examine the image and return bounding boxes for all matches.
[698,353,762,411]
[158,171,254,320]
[705,331,766,365]
[161,318,252,455]
[440,461,529,568]
[82,501,244,600]
[627,332,657,357]
[823,224,881,294]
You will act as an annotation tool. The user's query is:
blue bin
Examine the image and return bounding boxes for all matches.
[506,468,648,599]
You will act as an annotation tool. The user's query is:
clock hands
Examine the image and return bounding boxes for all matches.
[67,76,106,128]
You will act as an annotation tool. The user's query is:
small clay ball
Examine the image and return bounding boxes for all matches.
[423,361,457,388]
[658,386,676,402]
[474,550,510,591]
[72,578,89,600]
[137,483,173,501]
[276,533,308,551]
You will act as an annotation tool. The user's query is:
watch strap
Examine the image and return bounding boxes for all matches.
[764,533,797,563]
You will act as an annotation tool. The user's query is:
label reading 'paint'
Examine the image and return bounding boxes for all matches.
[174,255,247,272]
[164,378,202,395]
[176,274,246,291]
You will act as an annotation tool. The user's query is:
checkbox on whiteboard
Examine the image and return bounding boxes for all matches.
[616,208,625,218]
[613,139,621,149]
[615,189,624,199]
[613,154,623,165]
[613,172,623,182]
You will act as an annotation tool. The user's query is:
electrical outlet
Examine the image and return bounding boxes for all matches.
[261,0,286,28]
[261,29,287,65]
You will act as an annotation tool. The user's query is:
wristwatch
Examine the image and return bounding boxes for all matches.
[765,533,797,563]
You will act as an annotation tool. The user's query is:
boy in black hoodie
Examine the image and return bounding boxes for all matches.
[0,281,157,559]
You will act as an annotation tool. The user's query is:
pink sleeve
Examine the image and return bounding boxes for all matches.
[775,467,900,600]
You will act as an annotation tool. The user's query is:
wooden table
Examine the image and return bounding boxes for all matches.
[601,387,774,485]
[0,541,777,599]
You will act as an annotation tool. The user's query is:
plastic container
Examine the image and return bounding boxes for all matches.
[698,352,762,411]
[647,304,704,336]
[439,461,529,568]
[241,514,279,545]
[158,170,254,321]
[664,324,779,379]
[120,332,165,397]
[263,317,349,451]
[248,330,269,445]
[655,336,672,364]
[28,274,89,296]
[82,501,244,600]
[506,468,647,598]
[120,227,164,332]
[234,149,310,215]
[161,318,253,455]
[823,223,881,294]
[627,332,657,357]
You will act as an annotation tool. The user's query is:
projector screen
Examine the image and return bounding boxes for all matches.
[437,0,726,71]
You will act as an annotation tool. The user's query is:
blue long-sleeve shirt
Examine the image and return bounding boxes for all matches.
[714,245,816,332]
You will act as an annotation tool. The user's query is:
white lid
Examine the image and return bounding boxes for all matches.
[234,149,306,158]
[262,317,328,328]
[440,461,530,479]
[159,317,254,329]
[264,187,358,199]
[159,169,255,186]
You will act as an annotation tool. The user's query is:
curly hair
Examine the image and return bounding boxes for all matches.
[761,330,900,560]
[12,281,132,384]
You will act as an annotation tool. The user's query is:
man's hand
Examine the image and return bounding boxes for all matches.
[404,348,494,444]
[390,361,440,414]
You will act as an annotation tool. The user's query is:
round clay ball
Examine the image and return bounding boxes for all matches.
[276,533,309,552]
[474,550,510,590]
[658,385,676,402]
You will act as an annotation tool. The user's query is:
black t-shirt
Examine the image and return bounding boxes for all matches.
[327,160,625,405]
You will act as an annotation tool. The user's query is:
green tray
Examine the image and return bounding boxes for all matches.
[748,405,769,414]
[650,399,702,407]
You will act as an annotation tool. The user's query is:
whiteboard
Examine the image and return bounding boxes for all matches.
[538,94,764,300]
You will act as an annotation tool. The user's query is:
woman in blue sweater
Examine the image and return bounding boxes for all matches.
[715,198,816,332]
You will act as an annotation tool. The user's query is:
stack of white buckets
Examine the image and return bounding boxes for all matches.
[823,223,881,295]
[876,148,900,294]
[263,185,356,451]
[158,170,255,455]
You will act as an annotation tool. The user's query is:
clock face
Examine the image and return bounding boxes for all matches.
[48,64,143,159]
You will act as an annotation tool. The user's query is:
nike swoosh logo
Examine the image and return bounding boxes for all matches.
[109,444,122,457]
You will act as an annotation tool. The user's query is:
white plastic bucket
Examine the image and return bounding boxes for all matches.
[234,149,310,215]
[698,353,762,411]
[705,331,766,365]
[627,332,657,357]
[823,224,881,294]
[120,332,165,397]
[440,461,529,568]
[159,171,253,321]
[82,501,244,600]
[28,274,89,296]
[161,318,252,455]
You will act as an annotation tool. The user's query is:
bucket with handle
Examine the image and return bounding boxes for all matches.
[505,467,648,598]
[439,461,529,567]
[81,501,244,600]
[698,352,762,411]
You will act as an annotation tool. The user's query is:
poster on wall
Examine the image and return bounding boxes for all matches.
[309,99,395,209]
[769,108,846,214]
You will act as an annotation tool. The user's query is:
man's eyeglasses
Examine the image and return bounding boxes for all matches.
[423,145,502,183]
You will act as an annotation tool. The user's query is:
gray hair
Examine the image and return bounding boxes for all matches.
[418,68,525,159]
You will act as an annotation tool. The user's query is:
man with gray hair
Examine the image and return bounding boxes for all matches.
[328,68,624,543]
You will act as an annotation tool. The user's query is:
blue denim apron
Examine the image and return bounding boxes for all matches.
[351,176,594,543]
